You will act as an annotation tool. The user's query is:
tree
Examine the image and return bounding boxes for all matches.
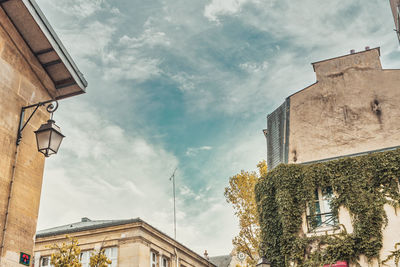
[50,236,82,267]
[90,245,112,267]
[225,160,267,267]
[49,236,112,267]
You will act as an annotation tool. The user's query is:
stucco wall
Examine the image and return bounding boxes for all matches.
[288,48,400,164]
[0,6,52,267]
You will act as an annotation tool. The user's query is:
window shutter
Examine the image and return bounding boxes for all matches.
[266,98,290,169]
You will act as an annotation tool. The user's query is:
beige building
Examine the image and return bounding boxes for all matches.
[34,218,215,267]
[0,0,86,266]
[265,47,400,169]
[263,48,400,266]
[390,0,400,42]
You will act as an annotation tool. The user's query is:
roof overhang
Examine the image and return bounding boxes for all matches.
[0,0,87,99]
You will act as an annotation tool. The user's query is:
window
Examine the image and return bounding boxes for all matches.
[161,257,169,267]
[266,99,290,169]
[307,187,338,232]
[80,251,91,267]
[104,247,118,267]
[150,251,158,267]
[40,256,51,267]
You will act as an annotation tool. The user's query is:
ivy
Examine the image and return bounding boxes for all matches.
[255,149,400,267]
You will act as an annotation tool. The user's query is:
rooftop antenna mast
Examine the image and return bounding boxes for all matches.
[169,167,178,239]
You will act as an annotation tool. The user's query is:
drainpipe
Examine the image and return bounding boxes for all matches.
[0,144,21,265]
[174,248,179,267]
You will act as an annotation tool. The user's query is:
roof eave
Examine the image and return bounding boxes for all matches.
[23,0,88,90]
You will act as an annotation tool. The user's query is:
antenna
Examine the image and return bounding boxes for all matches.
[169,167,178,239]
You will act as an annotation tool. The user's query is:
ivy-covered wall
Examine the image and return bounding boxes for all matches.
[255,149,400,267]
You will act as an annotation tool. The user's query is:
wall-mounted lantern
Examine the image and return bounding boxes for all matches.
[17,99,65,157]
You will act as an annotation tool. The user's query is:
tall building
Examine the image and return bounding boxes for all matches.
[34,218,215,267]
[390,0,400,42]
[0,0,87,266]
[264,47,400,169]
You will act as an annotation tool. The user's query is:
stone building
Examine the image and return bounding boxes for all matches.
[34,217,215,267]
[261,48,400,266]
[0,0,86,266]
[390,0,400,42]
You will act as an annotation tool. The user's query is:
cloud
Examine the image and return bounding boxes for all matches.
[103,55,162,82]
[119,28,171,49]
[99,27,171,82]
[59,21,116,59]
[171,72,196,92]
[239,60,268,73]
[42,0,107,18]
[204,0,256,22]
[186,146,213,156]
[35,0,400,258]
[38,98,179,230]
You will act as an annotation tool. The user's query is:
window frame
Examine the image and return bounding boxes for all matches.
[40,256,52,267]
[103,246,118,267]
[306,187,338,232]
[161,256,170,267]
[80,250,91,267]
[150,251,158,267]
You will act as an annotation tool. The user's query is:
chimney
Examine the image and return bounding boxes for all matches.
[350,49,355,54]
[365,46,370,50]
[204,250,209,260]
[81,217,91,222]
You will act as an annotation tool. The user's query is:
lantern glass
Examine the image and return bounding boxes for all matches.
[49,130,64,152]
[34,120,65,157]
[36,130,51,151]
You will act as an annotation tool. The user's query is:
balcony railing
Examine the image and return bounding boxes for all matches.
[306,212,338,232]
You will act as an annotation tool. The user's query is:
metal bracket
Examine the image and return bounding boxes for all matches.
[16,99,59,146]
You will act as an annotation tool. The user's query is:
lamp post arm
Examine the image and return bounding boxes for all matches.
[16,99,58,146]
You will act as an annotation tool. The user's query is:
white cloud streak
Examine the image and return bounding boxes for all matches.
[38,98,179,231]
[186,146,213,156]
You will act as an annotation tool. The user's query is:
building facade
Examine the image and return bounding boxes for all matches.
[390,0,400,42]
[0,0,86,266]
[34,218,215,267]
[262,48,400,266]
[265,47,400,169]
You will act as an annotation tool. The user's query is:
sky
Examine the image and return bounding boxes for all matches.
[35,0,400,257]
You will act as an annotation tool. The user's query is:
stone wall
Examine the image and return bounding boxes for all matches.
[0,6,51,266]
[34,222,213,267]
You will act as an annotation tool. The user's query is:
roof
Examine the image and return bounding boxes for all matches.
[209,255,232,267]
[311,47,380,69]
[36,217,217,267]
[36,218,142,238]
[0,0,87,99]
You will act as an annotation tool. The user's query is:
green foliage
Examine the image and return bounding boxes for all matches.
[255,149,400,267]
